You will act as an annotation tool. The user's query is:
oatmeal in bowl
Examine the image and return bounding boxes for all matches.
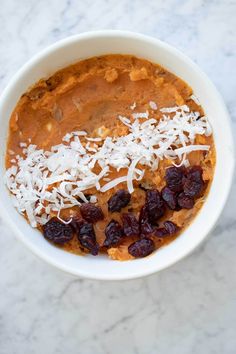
[0,31,233,279]
[5,54,215,260]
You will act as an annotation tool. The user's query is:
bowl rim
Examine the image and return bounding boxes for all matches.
[0,30,234,280]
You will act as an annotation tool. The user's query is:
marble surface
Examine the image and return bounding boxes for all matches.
[0,0,236,353]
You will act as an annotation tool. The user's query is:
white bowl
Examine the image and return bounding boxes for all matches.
[0,31,234,280]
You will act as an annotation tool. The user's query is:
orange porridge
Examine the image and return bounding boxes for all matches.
[5,55,215,260]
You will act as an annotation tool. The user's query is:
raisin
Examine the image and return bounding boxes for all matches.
[139,205,149,224]
[80,203,104,223]
[154,228,169,237]
[122,213,139,237]
[155,221,178,237]
[108,189,131,212]
[187,166,203,180]
[139,205,155,237]
[128,238,155,258]
[183,179,202,198]
[140,223,154,237]
[146,189,165,224]
[177,192,194,209]
[165,166,185,192]
[43,217,73,245]
[183,166,204,197]
[163,221,178,234]
[70,215,83,233]
[161,186,177,210]
[75,220,99,256]
[103,220,124,248]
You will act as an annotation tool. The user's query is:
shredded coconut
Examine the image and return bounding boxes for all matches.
[132,111,149,119]
[118,115,131,127]
[5,103,212,227]
[89,195,97,203]
[149,101,158,110]
[190,94,200,105]
[130,102,136,110]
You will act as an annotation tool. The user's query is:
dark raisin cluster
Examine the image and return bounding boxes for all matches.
[163,166,205,209]
[42,165,205,259]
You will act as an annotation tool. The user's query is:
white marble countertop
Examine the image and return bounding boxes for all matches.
[0,1,235,353]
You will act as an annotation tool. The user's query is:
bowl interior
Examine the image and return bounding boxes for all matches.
[0,31,234,280]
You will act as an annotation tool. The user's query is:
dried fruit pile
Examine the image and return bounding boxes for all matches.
[43,165,205,259]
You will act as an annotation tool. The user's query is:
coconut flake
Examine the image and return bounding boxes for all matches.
[90,195,97,203]
[8,149,15,155]
[100,176,127,192]
[118,115,131,127]
[85,137,102,142]
[149,101,158,110]
[57,209,72,224]
[160,105,189,113]
[175,145,210,156]
[132,111,149,119]
[127,157,142,193]
[62,133,73,142]
[130,102,136,110]
[190,94,200,105]
[19,142,27,148]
